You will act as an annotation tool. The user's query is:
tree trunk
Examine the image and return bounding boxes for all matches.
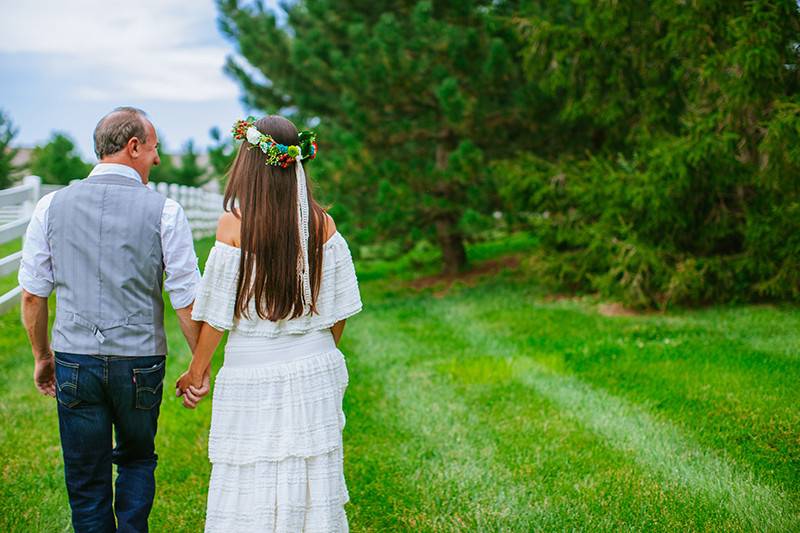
[435,215,467,275]
[433,136,468,274]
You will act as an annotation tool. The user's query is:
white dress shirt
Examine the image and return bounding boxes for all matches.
[18,163,200,309]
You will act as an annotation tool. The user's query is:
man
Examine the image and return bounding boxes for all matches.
[19,106,209,533]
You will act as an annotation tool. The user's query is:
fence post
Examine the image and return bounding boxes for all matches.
[20,176,41,245]
[169,183,180,204]
[4,176,41,318]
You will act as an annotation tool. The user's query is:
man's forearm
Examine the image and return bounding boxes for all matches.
[21,290,51,360]
[174,303,201,353]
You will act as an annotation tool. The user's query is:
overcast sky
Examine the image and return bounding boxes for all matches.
[0,0,274,159]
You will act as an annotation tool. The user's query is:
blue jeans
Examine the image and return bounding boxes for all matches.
[54,352,166,533]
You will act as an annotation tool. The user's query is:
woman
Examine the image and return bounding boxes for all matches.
[176,115,362,532]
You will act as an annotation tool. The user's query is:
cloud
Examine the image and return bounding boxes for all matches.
[0,0,245,102]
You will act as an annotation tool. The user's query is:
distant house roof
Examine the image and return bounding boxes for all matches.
[11,147,33,168]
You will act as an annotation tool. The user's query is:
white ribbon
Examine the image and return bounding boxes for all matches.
[295,162,312,313]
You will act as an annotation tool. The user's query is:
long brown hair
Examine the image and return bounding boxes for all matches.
[223,115,326,321]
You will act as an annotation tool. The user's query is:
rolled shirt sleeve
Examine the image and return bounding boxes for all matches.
[18,192,56,298]
[161,199,201,309]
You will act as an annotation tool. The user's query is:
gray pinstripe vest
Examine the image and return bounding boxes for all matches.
[47,174,168,356]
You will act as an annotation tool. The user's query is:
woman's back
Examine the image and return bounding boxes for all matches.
[192,211,362,337]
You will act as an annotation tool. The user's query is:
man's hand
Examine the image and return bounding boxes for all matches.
[34,350,56,397]
[175,367,210,409]
[22,290,54,397]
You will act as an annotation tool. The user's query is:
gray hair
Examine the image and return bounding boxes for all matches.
[93,106,150,158]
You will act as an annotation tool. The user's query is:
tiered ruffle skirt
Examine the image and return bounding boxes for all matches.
[204,331,349,532]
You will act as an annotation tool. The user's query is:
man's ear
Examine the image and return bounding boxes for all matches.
[128,137,142,159]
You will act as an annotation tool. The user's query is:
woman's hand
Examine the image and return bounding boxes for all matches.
[175,366,209,409]
[175,323,224,409]
[175,369,202,392]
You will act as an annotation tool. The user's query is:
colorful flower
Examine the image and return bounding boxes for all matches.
[246,127,263,145]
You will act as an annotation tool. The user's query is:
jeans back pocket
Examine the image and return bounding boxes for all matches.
[133,360,165,410]
[55,358,81,408]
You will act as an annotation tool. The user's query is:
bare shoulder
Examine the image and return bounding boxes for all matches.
[323,211,337,242]
[216,211,241,247]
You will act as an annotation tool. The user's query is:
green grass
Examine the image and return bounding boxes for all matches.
[0,238,22,295]
[0,237,21,258]
[1,235,798,531]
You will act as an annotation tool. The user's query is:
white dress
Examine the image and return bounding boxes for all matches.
[191,232,362,533]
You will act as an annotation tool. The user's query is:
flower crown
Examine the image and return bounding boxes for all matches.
[232,116,318,168]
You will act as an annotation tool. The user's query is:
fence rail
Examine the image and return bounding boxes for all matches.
[0,176,223,314]
[0,184,60,224]
[0,176,40,314]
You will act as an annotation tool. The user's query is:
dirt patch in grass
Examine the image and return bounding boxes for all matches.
[597,302,664,316]
[598,302,639,317]
[408,255,520,297]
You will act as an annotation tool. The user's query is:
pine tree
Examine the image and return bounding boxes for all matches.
[208,126,235,186]
[503,0,800,306]
[217,0,539,273]
[175,139,205,187]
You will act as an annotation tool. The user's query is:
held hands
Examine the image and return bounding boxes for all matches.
[33,349,56,397]
[175,365,211,409]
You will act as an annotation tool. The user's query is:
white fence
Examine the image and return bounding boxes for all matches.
[0,176,223,314]
[0,184,59,224]
[0,176,40,314]
[147,182,223,240]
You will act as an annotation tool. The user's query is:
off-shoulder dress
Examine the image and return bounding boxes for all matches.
[191,231,362,532]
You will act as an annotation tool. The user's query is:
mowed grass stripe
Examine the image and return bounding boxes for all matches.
[343,303,560,531]
[439,296,799,531]
[442,364,745,531]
